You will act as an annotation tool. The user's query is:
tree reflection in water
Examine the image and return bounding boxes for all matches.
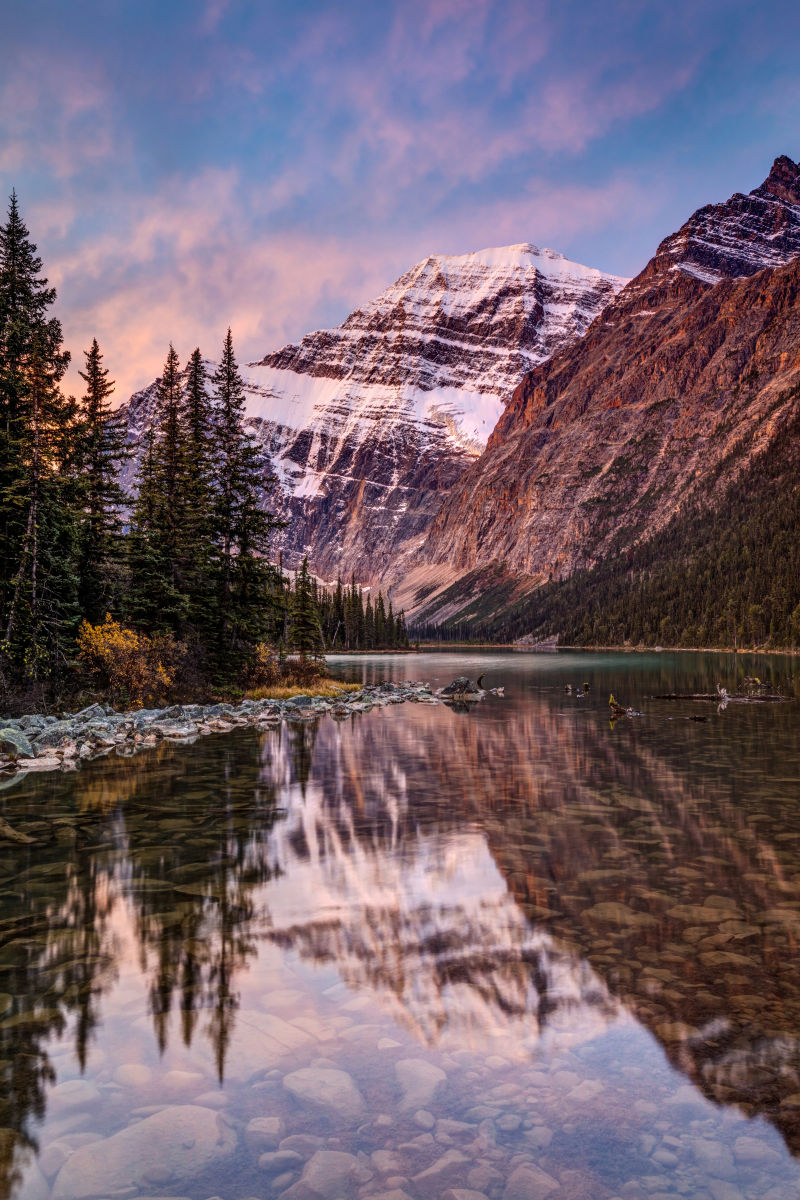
[1,653,800,1197]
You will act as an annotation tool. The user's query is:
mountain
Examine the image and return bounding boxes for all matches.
[121,245,626,579]
[401,155,800,627]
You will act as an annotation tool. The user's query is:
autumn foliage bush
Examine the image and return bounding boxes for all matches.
[77,614,185,707]
[249,642,282,687]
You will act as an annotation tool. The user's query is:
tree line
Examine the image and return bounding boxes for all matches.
[315,575,409,651]
[0,194,406,707]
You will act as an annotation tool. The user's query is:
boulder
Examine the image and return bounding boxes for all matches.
[439,677,484,700]
[33,722,76,749]
[74,703,107,722]
[443,1191,490,1200]
[150,720,198,739]
[0,728,35,758]
[17,757,61,771]
[51,1105,237,1200]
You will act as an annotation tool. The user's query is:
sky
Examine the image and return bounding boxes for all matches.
[2,0,800,401]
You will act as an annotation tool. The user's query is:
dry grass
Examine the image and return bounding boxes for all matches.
[245,680,362,701]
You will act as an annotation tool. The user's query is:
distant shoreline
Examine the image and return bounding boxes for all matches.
[332,643,800,657]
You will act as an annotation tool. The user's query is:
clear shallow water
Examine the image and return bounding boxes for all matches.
[1,651,800,1200]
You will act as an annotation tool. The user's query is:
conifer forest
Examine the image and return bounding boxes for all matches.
[0,195,408,709]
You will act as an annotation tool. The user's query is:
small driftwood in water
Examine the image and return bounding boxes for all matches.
[0,816,34,844]
[652,693,788,703]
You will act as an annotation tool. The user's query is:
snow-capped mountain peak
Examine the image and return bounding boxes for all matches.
[122,241,627,580]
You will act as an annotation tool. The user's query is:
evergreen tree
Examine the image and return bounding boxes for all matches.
[209,328,282,672]
[289,557,324,660]
[374,591,387,647]
[125,410,185,634]
[385,598,396,646]
[364,593,375,649]
[179,347,215,631]
[152,343,192,623]
[76,338,128,623]
[0,193,78,690]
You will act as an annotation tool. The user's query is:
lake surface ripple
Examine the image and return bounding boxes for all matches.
[2,651,800,1200]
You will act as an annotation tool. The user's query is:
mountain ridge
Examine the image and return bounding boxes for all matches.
[399,155,800,621]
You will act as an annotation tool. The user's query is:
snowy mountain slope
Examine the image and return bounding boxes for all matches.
[121,243,627,580]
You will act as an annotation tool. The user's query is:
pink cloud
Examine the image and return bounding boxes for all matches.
[49,168,411,402]
[0,53,116,180]
[47,157,654,407]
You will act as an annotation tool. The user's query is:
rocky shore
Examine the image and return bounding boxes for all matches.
[0,681,442,780]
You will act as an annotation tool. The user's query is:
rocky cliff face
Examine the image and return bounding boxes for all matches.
[409,156,800,602]
[120,245,625,579]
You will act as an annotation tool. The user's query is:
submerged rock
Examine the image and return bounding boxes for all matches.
[51,1104,237,1200]
[297,1149,373,1196]
[283,1066,366,1122]
[246,1115,285,1151]
[395,1059,446,1111]
[502,1163,559,1200]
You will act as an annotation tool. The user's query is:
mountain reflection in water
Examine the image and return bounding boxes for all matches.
[1,650,800,1199]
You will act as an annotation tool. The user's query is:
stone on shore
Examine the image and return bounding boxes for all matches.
[0,728,35,758]
[0,681,450,781]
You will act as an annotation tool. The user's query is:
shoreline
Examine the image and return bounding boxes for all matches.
[0,680,440,787]
[405,642,800,657]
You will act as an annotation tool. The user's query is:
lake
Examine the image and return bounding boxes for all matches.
[2,650,800,1200]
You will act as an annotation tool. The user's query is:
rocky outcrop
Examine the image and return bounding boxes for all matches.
[410,156,800,605]
[120,246,625,579]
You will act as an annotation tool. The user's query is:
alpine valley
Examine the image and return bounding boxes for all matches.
[120,155,800,647]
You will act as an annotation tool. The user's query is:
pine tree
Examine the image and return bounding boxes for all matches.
[374,591,386,647]
[76,338,128,624]
[179,348,215,632]
[124,349,188,635]
[364,593,375,649]
[153,344,192,619]
[209,328,282,673]
[289,557,324,660]
[0,193,78,691]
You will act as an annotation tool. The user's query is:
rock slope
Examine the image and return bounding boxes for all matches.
[121,246,625,579]
[409,156,800,606]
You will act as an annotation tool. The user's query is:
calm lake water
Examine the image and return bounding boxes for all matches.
[2,650,800,1200]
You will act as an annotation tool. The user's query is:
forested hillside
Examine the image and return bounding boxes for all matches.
[456,384,800,649]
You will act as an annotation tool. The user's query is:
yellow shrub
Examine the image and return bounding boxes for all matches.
[250,642,282,686]
[77,615,182,707]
